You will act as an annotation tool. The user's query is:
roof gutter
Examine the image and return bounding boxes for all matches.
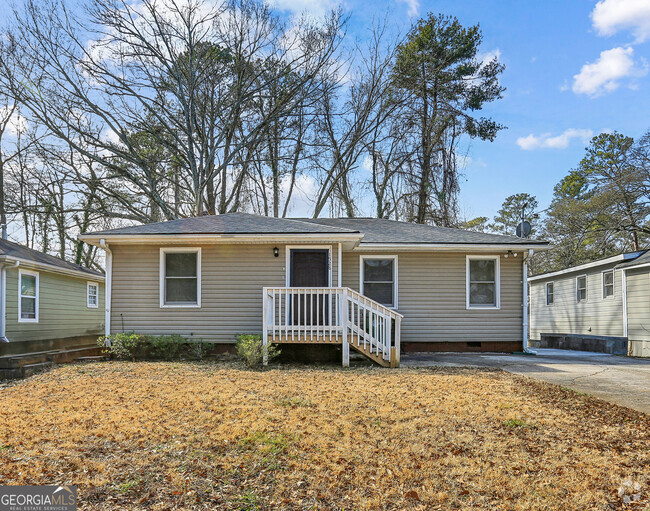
[0,259,20,343]
[354,243,548,252]
[0,254,104,281]
[78,233,364,248]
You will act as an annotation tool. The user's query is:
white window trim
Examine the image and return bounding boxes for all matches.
[602,270,614,299]
[466,255,500,310]
[87,281,99,308]
[576,274,587,303]
[359,255,399,309]
[159,247,202,308]
[18,269,39,323]
[545,281,554,306]
[285,245,333,287]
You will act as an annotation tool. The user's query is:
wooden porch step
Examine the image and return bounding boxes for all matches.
[349,342,396,368]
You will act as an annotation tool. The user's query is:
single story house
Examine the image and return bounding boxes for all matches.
[529,251,650,357]
[79,213,548,367]
[0,238,105,357]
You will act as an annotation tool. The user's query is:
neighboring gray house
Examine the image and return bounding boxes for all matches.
[0,239,105,357]
[79,213,547,367]
[529,251,650,357]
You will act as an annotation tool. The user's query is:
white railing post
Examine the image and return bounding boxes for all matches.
[262,288,269,366]
[341,288,349,367]
[393,315,401,368]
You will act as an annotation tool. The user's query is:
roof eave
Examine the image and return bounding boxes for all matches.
[0,255,105,281]
[79,232,364,249]
[354,242,549,252]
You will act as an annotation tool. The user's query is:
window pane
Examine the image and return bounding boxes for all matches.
[363,259,393,282]
[21,297,36,318]
[577,277,586,289]
[21,275,36,297]
[166,253,197,277]
[363,282,394,306]
[166,277,197,303]
[470,260,495,282]
[470,283,495,305]
[546,284,554,305]
[603,272,613,286]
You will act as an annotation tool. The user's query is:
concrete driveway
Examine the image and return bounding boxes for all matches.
[402,349,650,415]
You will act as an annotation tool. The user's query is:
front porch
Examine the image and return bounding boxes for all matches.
[262,287,402,367]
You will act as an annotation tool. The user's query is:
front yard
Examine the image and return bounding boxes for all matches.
[0,362,648,510]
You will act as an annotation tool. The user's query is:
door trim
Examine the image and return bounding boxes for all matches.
[285,245,333,287]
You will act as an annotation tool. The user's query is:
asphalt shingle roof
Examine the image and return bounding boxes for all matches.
[298,217,547,245]
[86,213,360,236]
[83,213,547,246]
[0,239,103,277]
[616,250,650,269]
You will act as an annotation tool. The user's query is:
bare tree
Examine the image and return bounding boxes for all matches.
[0,0,345,220]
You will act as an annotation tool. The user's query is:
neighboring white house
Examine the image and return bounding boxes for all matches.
[529,251,650,357]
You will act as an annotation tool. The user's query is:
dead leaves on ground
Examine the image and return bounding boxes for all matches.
[0,362,648,510]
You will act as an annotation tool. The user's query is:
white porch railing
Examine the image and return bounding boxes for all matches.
[262,287,403,366]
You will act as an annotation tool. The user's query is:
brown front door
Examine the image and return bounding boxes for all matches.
[290,249,329,326]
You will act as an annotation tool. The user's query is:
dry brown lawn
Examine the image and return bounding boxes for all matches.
[0,361,648,510]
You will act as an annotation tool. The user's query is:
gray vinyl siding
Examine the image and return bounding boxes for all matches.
[625,267,650,356]
[110,244,523,344]
[342,251,523,343]
[109,243,341,343]
[529,264,624,341]
[5,267,104,343]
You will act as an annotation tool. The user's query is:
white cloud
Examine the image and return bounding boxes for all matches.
[0,105,28,136]
[280,173,317,217]
[572,46,647,96]
[591,0,650,43]
[479,48,501,66]
[516,128,594,150]
[267,0,340,19]
[397,0,419,18]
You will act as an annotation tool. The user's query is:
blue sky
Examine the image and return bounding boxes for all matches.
[274,0,650,220]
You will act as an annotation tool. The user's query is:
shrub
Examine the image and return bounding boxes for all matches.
[98,333,201,361]
[149,335,185,361]
[98,333,150,361]
[236,334,280,368]
[185,340,207,361]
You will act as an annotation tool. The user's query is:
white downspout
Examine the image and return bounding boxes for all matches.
[621,268,628,348]
[1,260,20,343]
[99,239,112,344]
[523,249,533,353]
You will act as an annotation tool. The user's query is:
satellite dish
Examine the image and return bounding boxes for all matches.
[516,221,532,238]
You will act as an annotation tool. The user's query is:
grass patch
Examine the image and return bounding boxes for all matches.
[277,395,314,408]
[0,362,648,510]
[502,417,538,429]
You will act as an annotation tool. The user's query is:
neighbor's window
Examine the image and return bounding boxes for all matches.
[87,282,99,308]
[361,257,397,307]
[546,282,554,306]
[602,270,614,298]
[160,248,201,307]
[19,270,39,322]
[467,256,499,308]
[577,276,587,302]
